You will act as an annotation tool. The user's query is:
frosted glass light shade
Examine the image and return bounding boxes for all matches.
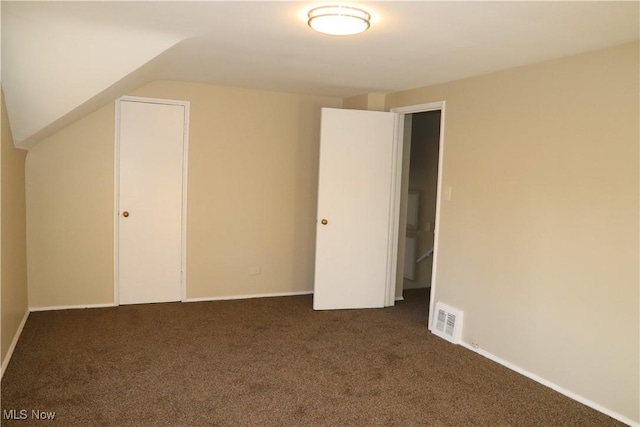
[308,5,371,36]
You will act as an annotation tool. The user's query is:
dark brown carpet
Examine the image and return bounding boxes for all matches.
[1,289,622,426]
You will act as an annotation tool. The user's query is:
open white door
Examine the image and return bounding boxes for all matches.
[313,108,398,310]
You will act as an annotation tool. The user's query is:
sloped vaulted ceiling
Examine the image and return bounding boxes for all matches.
[1,1,638,150]
[1,2,189,149]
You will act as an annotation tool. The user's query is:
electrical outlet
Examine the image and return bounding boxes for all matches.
[471,339,480,349]
[443,186,452,201]
[248,266,261,276]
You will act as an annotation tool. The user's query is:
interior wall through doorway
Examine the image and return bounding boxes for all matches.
[403,111,441,290]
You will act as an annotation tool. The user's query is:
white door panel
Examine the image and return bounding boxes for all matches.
[117,99,186,305]
[314,108,397,310]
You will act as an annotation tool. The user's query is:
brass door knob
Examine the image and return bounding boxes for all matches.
[122,211,129,218]
[321,219,328,225]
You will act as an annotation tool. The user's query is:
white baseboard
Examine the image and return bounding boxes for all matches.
[29,293,314,310]
[183,290,313,303]
[1,309,30,380]
[29,302,117,312]
[458,341,638,427]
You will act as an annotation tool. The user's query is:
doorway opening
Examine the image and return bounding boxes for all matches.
[403,111,441,287]
[391,102,445,330]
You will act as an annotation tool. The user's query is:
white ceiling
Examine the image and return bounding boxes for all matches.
[2,1,639,148]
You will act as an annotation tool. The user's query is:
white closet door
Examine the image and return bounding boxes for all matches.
[117,99,187,305]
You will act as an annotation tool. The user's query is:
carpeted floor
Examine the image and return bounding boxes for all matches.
[1,289,623,426]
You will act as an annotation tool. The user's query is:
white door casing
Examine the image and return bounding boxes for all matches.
[391,101,446,330]
[115,97,189,305]
[313,108,398,310]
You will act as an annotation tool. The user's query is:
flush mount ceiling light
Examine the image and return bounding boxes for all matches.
[308,5,371,36]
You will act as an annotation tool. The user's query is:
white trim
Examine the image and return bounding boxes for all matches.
[116,95,187,106]
[183,290,313,303]
[385,113,404,307]
[390,101,446,330]
[29,303,117,312]
[114,96,190,305]
[391,101,444,115]
[113,100,121,306]
[0,309,29,379]
[428,103,446,331]
[459,342,639,427]
[180,102,190,302]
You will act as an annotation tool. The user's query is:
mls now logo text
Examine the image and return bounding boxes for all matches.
[3,409,56,420]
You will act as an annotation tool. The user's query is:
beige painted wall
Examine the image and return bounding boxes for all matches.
[387,42,639,422]
[26,104,115,308]
[25,81,341,307]
[342,93,386,111]
[1,90,29,368]
[342,93,369,110]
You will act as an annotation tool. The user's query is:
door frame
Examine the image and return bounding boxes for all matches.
[113,95,190,305]
[389,101,446,331]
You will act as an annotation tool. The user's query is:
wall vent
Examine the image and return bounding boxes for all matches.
[433,302,463,344]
